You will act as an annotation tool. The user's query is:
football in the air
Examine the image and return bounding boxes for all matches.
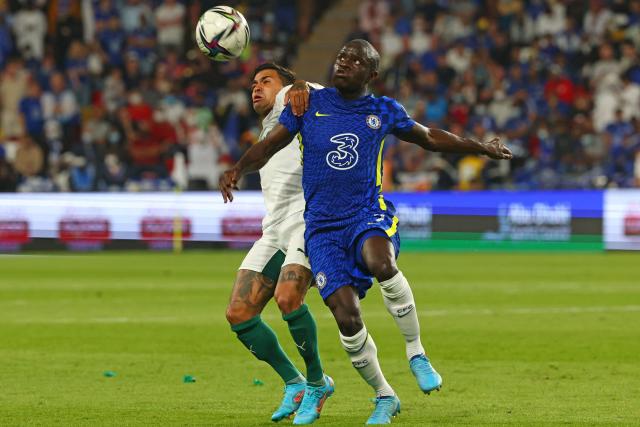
[195,6,250,61]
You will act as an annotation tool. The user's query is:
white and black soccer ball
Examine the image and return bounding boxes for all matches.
[195,6,250,62]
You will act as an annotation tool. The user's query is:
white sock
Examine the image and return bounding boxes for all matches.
[339,326,395,397]
[379,271,425,360]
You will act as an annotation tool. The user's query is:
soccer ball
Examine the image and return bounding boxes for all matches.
[195,6,250,62]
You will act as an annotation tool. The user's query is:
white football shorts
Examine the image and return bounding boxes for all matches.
[239,211,310,282]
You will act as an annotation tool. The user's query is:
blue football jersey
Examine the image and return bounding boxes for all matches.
[279,87,416,230]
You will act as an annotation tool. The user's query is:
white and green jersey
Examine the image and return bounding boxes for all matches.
[258,83,322,230]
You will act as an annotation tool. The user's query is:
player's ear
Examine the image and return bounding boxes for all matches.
[368,70,379,83]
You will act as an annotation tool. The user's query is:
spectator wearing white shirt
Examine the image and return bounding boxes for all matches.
[42,72,79,148]
[409,15,431,55]
[535,1,566,37]
[583,0,613,43]
[620,72,640,122]
[446,40,472,75]
[12,0,47,60]
[155,0,186,52]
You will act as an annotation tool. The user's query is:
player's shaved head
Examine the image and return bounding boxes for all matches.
[332,39,380,99]
[344,39,379,73]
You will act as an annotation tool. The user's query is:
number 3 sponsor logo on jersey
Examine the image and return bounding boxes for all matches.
[326,133,359,170]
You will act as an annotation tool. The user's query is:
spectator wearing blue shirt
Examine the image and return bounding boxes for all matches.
[19,78,45,140]
[94,0,118,36]
[98,16,126,68]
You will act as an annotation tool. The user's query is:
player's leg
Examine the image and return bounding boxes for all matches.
[361,234,442,394]
[276,223,332,425]
[276,264,327,384]
[325,286,400,424]
[275,224,326,387]
[226,268,304,385]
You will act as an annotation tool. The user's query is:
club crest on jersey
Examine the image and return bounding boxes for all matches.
[326,133,359,170]
[316,272,327,290]
[366,115,381,129]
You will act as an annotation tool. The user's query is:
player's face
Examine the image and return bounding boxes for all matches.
[332,45,375,93]
[251,69,284,116]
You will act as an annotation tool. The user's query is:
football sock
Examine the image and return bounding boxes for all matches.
[283,304,325,385]
[231,315,303,384]
[379,271,426,360]
[340,326,395,397]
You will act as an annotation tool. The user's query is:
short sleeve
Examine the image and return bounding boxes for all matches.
[278,104,302,135]
[389,98,416,136]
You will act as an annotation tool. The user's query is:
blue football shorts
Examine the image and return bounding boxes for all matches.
[305,210,400,301]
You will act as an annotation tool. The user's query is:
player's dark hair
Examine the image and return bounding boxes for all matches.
[252,63,296,86]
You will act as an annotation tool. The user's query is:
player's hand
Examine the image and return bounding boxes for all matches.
[482,137,513,160]
[284,79,310,117]
[219,167,240,203]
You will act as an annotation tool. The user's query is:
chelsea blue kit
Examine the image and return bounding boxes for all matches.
[279,87,416,300]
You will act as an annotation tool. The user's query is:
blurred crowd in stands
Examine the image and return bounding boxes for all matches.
[357,0,640,190]
[0,0,324,192]
[0,0,639,193]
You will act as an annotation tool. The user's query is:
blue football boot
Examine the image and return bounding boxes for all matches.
[366,395,401,425]
[271,382,306,422]
[292,375,334,425]
[409,354,442,394]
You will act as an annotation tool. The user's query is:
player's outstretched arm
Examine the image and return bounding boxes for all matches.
[397,123,513,160]
[219,124,293,203]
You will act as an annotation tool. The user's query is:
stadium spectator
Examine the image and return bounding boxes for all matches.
[19,78,45,142]
[13,134,44,178]
[12,0,47,61]
[120,0,153,34]
[155,0,187,52]
[42,72,80,150]
[0,58,29,139]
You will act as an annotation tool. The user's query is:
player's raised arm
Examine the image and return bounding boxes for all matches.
[219,124,293,203]
[396,123,513,160]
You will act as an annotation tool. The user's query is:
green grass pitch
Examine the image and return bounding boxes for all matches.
[1,251,639,426]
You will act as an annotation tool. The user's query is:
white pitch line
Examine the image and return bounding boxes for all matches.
[4,305,640,324]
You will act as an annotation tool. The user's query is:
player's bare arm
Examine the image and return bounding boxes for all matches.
[219,124,293,202]
[397,123,513,160]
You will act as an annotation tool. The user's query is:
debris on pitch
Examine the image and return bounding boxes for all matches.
[103,371,117,377]
[253,378,264,386]
[183,375,196,383]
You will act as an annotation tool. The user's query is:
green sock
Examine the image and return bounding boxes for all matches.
[231,315,302,384]
[283,304,324,385]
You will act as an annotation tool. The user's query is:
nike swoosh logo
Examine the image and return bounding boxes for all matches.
[397,304,415,318]
[297,248,306,255]
[315,111,331,117]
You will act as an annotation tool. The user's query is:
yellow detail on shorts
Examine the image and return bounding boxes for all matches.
[378,195,387,211]
[385,216,399,237]
[376,138,385,186]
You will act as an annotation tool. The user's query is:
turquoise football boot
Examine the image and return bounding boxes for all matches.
[271,382,306,422]
[292,375,334,425]
[409,354,442,394]
[366,395,401,425]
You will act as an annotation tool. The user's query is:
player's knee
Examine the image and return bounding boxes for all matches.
[274,286,303,315]
[336,314,363,336]
[225,301,256,325]
[334,309,364,336]
[370,259,398,282]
